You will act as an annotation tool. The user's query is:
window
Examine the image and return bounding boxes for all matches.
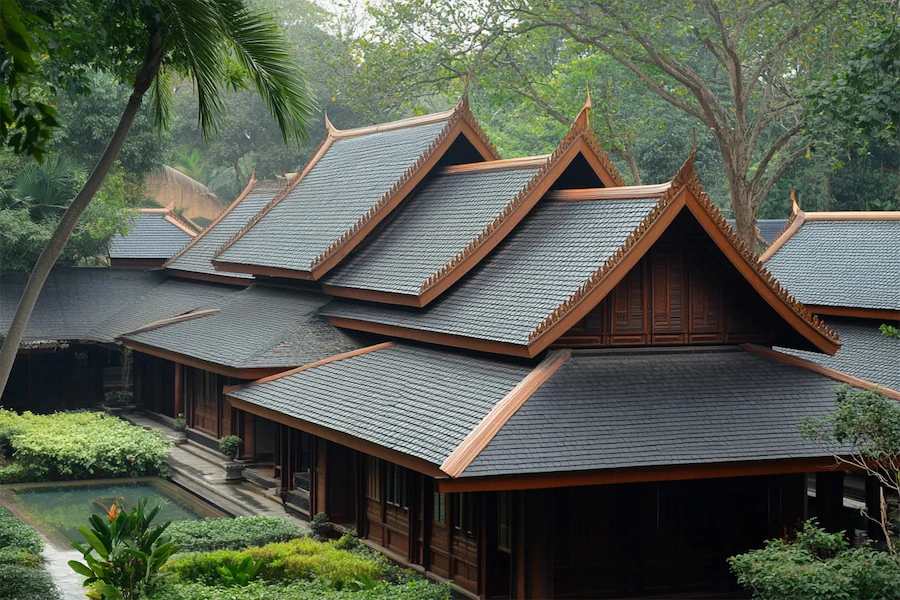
[453,493,477,538]
[385,463,408,508]
[366,456,380,501]
[497,491,512,552]
[433,492,447,524]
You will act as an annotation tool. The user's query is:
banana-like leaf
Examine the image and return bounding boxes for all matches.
[78,527,109,559]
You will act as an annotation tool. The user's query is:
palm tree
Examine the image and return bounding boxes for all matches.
[0,0,315,395]
[0,158,83,221]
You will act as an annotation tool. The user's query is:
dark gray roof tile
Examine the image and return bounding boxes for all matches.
[108,212,193,260]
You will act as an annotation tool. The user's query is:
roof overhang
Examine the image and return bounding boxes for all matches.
[121,338,286,380]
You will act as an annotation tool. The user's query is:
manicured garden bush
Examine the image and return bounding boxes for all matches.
[164,537,386,585]
[0,507,58,599]
[151,579,452,600]
[729,520,900,600]
[167,516,306,552]
[0,409,170,482]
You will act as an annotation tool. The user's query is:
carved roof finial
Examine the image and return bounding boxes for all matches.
[324,111,336,134]
[573,89,592,131]
[692,128,697,154]
[790,187,800,214]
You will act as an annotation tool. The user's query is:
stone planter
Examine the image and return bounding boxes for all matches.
[171,431,187,444]
[224,461,245,483]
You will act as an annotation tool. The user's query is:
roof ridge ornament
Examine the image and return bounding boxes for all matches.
[790,187,800,214]
[324,111,336,134]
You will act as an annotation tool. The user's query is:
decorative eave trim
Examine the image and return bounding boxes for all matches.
[441,349,570,478]
[163,174,261,272]
[742,343,900,401]
[163,214,198,236]
[223,342,396,393]
[211,97,501,280]
[760,207,804,260]
[120,309,220,336]
[805,305,900,321]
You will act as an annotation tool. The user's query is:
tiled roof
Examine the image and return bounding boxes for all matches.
[322,198,660,345]
[108,210,194,260]
[777,319,900,394]
[764,218,900,311]
[213,112,475,277]
[122,285,366,369]
[463,348,845,477]
[725,218,787,244]
[166,183,282,279]
[0,268,166,341]
[324,167,540,297]
[227,344,533,467]
[87,279,235,344]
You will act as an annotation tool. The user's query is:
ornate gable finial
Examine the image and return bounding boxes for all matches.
[324,111,336,134]
[573,90,591,132]
[790,187,800,214]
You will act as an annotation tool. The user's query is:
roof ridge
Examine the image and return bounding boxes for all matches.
[120,308,220,337]
[547,183,673,201]
[328,106,456,138]
[760,208,802,257]
[307,98,500,273]
[164,175,260,271]
[163,213,198,237]
[804,210,900,221]
[418,105,627,295]
[440,349,571,478]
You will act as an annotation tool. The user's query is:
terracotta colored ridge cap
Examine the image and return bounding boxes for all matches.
[547,182,673,201]
[759,209,805,262]
[120,308,220,337]
[803,211,900,221]
[441,155,551,174]
[440,349,571,478]
[163,213,198,237]
[139,207,171,214]
[163,175,259,269]
[329,106,458,139]
[224,342,397,393]
[741,344,900,401]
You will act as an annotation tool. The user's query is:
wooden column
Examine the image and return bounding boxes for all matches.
[815,471,844,533]
[516,488,553,599]
[865,475,886,542]
[173,363,183,418]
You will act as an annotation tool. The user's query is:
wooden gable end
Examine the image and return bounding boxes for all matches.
[557,212,793,349]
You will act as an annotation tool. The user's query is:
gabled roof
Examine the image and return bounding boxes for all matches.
[225,342,848,487]
[108,207,195,260]
[210,99,502,281]
[323,156,839,357]
[321,102,626,307]
[86,279,235,344]
[165,178,284,284]
[120,285,368,377]
[0,268,166,342]
[725,218,787,245]
[774,319,900,398]
[761,207,900,316]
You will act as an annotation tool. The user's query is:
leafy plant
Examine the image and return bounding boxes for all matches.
[729,520,900,600]
[150,578,452,600]
[68,498,180,600]
[310,512,333,539]
[216,555,261,587]
[881,324,900,339]
[166,516,305,552]
[0,507,58,599]
[172,414,187,433]
[218,436,242,461]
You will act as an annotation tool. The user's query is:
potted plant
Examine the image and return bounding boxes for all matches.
[172,414,187,444]
[219,435,244,483]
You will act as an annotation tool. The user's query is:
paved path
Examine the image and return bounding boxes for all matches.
[42,541,85,600]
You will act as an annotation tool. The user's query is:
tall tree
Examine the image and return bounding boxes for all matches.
[0,0,315,397]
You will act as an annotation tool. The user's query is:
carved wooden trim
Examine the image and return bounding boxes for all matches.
[805,305,900,321]
[759,209,805,262]
[121,309,220,336]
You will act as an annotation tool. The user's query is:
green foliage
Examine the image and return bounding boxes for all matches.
[800,387,900,461]
[0,409,171,482]
[0,507,58,600]
[69,497,180,600]
[172,415,187,433]
[216,555,261,587]
[150,578,451,600]
[163,537,386,586]
[218,435,242,461]
[166,516,305,552]
[880,324,900,339]
[310,512,333,539]
[729,521,900,600]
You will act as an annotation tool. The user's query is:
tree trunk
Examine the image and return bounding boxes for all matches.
[624,152,642,185]
[0,33,164,399]
[730,181,757,251]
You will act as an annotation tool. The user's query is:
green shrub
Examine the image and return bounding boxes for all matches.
[166,516,306,552]
[164,538,386,585]
[0,564,59,600]
[0,548,43,569]
[0,409,170,481]
[150,579,451,600]
[0,507,42,555]
[218,436,242,460]
[729,520,900,600]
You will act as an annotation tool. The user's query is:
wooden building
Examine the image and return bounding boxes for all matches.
[5,97,899,599]
[107,206,196,268]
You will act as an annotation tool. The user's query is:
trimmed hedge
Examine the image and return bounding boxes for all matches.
[164,538,386,585]
[167,516,306,552]
[0,409,170,482]
[151,579,452,600]
[0,508,58,600]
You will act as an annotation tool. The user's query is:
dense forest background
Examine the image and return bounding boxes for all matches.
[2,0,898,270]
